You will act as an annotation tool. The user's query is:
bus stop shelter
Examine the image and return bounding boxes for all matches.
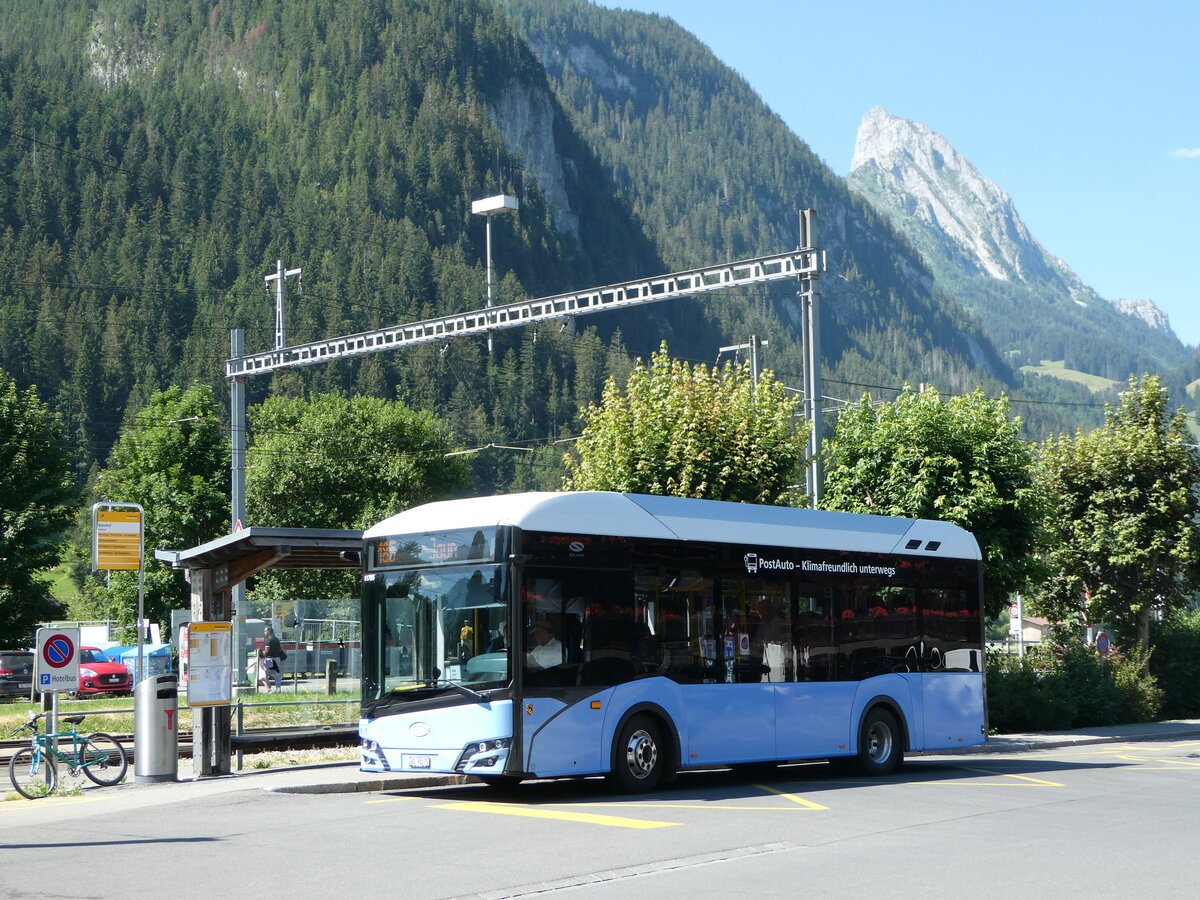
[155,527,362,777]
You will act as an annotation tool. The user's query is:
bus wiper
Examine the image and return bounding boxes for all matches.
[419,677,487,702]
[442,679,487,702]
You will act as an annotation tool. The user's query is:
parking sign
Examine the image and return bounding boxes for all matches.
[35,627,80,694]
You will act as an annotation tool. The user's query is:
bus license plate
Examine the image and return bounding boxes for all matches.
[407,756,431,769]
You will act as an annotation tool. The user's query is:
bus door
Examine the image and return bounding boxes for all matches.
[915,587,985,749]
[681,577,779,764]
[774,583,853,758]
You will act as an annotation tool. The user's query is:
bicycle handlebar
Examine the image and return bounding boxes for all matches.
[10,711,87,738]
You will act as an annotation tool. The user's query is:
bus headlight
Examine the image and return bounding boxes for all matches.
[455,738,511,771]
[360,739,387,770]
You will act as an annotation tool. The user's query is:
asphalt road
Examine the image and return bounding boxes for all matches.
[3,739,1199,899]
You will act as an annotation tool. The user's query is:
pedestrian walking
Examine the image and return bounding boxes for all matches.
[263,626,286,693]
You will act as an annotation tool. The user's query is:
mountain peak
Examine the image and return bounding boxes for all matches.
[1112,297,1173,334]
[850,107,962,178]
[850,107,1060,285]
[847,107,1186,372]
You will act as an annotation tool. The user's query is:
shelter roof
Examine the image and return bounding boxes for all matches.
[154,527,363,573]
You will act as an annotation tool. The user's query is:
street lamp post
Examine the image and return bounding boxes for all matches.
[471,194,519,353]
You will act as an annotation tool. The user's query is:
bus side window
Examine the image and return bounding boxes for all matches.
[793,586,836,682]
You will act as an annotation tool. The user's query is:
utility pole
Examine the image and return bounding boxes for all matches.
[718,335,767,400]
[799,209,822,508]
[228,260,296,692]
[229,328,246,692]
[265,260,302,350]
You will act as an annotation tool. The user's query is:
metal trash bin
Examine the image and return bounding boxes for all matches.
[134,673,179,783]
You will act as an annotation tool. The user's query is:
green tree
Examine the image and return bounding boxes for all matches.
[0,369,79,646]
[246,393,470,529]
[821,385,1042,617]
[244,392,470,602]
[84,385,229,634]
[563,342,806,505]
[1033,375,1200,654]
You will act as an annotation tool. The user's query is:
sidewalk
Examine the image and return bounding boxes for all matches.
[168,717,1200,797]
[954,717,1200,754]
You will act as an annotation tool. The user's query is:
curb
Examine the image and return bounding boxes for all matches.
[265,773,472,794]
[918,727,1200,756]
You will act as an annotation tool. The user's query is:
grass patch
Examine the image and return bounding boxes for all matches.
[241,746,360,770]
[45,562,77,604]
[1019,360,1119,393]
[0,687,360,737]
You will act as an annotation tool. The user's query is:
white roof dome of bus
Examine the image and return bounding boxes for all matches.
[364,492,979,560]
[364,492,676,541]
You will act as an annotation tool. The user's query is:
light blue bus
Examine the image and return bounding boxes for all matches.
[358,492,986,791]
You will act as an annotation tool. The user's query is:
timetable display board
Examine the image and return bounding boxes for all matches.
[93,507,143,570]
[186,622,232,707]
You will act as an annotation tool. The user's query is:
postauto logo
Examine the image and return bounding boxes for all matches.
[743,552,795,574]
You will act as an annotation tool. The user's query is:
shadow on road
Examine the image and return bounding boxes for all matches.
[0,836,222,850]
[378,749,1149,806]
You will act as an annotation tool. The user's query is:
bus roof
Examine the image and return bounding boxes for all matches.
[364,492,981,561]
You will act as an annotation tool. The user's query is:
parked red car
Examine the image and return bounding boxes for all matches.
[73,646,132,697]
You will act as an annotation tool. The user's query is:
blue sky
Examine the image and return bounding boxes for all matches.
[605,0,1200,348]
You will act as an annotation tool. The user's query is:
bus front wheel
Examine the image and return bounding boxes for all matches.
[608,714,669,793]
[856,707,903,776]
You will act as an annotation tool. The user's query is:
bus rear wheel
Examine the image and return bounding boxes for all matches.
[856,707,903,776]
[608,714,669,793]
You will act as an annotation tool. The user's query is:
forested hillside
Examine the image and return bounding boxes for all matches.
[499,0,1016,410]
[0,0,672,492]
[0,0,1107,504]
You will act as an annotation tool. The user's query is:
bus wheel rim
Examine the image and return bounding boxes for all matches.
[867,722,892,762]
[624,729,657,779]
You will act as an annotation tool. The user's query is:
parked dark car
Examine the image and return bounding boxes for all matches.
[0,650,34,699]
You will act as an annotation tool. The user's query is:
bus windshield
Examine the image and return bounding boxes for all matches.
[367,564,510,702]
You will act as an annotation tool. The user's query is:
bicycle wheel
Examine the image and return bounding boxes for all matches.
[9,747,57,799]
[81,733,128,786]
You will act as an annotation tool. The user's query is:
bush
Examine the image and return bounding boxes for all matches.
[1111,645,1164,723]
[986,640,1162,732]
[1149,609,1200,718]
[986,652,1076,732]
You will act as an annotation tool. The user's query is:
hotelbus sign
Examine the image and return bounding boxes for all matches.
[35,627,80,693]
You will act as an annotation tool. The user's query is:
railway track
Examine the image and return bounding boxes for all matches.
[0,724,358,768]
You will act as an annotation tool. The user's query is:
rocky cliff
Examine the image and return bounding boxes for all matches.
[847,107,1187,378]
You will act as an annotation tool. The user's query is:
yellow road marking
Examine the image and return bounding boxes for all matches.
[959,766,1064,786]
[750,782,829,809]
[1,796,107,810]
[432,800,679,829]
[568,803,820,811]
[1115,754,1200,767]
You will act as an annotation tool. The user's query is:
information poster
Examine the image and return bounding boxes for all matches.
[187,621,232,707]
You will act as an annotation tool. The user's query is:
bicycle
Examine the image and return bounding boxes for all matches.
[8,712,128,799]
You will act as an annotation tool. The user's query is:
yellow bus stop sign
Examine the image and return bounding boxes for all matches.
[94,507,143,570]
